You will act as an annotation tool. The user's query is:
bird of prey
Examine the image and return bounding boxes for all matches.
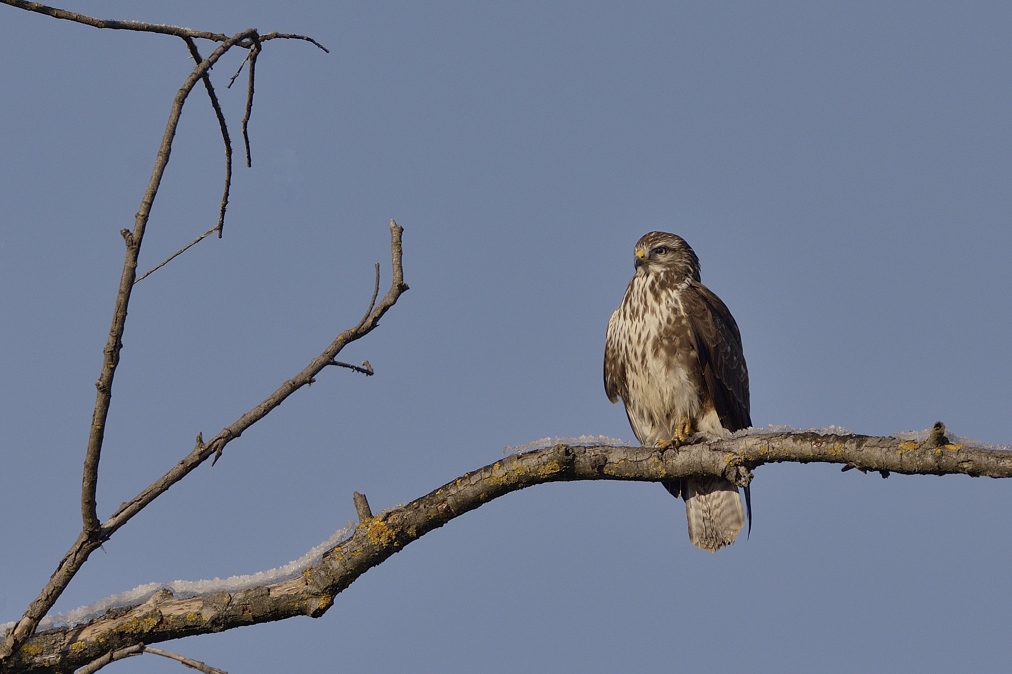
[604,231,751,552]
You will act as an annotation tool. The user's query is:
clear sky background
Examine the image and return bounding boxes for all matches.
[2,2,1010,672]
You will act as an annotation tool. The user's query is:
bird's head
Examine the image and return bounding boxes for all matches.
[632,231,701,282]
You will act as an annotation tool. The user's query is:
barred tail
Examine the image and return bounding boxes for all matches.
[664,477,745,553]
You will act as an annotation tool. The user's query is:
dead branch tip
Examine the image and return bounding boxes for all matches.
[353,491,373,521]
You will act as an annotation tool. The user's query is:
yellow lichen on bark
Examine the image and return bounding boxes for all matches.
[115,615,159,635]
[537,459,562,477]
[601,459,629,477]
[485,457,561,488]
[366,518,397,546]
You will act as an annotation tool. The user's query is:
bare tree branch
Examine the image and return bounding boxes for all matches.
[74,644,225,674]
[143,648,227,674]
[227,51,252,88]
[80,26,257,533]
[74,644,143,674]
[134,224,220,284]
[183,37,233,238]
[3,169,398,674]
[0,0,230,41]
[8,430,1010,673]
[330,360,375,376]
[259,31,329,53]
[240,34,260,168]
[0,30,263,664]
[0,4,332,662]
[361,263,382,325]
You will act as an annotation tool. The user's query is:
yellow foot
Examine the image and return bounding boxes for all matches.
[657,418,696,449]
[674,417,695,445]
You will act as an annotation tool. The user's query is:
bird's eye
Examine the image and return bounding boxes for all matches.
[651,246,669,257]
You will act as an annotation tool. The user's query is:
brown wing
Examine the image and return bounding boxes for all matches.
[603,309,627,404]
[685,282,750,431]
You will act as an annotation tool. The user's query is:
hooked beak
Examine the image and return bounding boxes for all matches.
[634,249,646,269]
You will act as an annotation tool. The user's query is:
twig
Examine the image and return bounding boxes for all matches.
[260,31,330,53]
[75,644,144,674]
[183,37,233,238]
[145,647,228,674]
[227,51,252,88]
[241,35,261,167]
[134,224,219,284]
[1,0,230,41]
[228,33,329,90]
[330,360,374,376]
[74,645,225,674]
[0,2,332,54]
[359,263,381,328]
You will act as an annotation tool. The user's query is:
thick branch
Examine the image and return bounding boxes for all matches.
[9,431,1009,673]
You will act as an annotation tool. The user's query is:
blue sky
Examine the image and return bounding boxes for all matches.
[1,2,1010,672]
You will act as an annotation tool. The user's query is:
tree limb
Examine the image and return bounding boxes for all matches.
[183,37,233,239]
[0,29,261,665]
[74,644,225,674]
[0,0,230,41]
[0,5,332,661]
[8,430,1009,673]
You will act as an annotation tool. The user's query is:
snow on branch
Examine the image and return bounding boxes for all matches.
[8,426,1010,673]
[0,524,356,638]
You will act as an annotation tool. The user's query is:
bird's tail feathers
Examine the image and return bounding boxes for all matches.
[664,477,745,553]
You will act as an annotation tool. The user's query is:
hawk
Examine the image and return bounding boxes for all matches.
[604,231,751,552]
